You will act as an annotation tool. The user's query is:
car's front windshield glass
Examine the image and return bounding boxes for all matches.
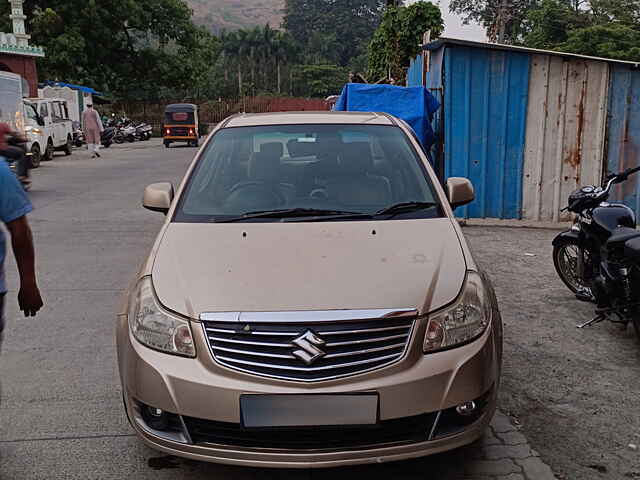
[175,124,442,222]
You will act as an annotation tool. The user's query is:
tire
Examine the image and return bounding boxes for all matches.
[115,135,125,144]
[553,239,593,296]
[43,140,54,161]
[30,144,41,169]
[63,135,72,156]
[164,141,170,148]
[103,141,112,149]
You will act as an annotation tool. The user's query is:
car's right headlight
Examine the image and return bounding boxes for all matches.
[423,271,491,353]
[128,277,196,357]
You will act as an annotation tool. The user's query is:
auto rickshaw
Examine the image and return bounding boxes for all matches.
[163,103,199,148]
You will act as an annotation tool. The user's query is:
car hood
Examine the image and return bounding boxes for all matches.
[152,218,467,318]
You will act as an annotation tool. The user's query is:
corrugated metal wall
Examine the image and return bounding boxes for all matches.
[607,65,640,215]
[443,47,530,219]
[408,43,640,220]
[523,56,609,222]
[407,55,424,88]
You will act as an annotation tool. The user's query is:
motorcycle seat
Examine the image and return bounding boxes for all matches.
[625,237,640,260]
[606,227,640,250]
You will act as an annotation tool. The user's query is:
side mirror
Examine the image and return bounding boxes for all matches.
[143,182,174,214]
[37,115,45,127]
[447,177,475,209]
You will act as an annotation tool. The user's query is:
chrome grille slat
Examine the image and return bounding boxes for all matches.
[323,342,407,359]
[213,345,295,360]
[325,333,409,347]
[205,328,297,337]
[201,309,416,382]
[320,325,411,336]
[207,336,292,348]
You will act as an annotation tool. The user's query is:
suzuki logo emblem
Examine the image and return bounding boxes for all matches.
[291,330,326,365]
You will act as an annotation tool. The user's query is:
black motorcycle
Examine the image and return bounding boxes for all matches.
[553,166,640,339]
[4,135,32,191]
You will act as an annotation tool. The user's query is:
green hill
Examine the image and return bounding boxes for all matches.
[186,0,284,32]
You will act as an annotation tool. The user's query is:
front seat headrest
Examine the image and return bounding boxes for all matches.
[260,142,284,159]
[249,151,280,182]
[338,142,373,175]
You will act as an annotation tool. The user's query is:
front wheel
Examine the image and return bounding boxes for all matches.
[553,239,593,296]
[30,144,41,169]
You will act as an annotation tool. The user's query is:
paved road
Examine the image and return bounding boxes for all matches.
[0,141,555,479]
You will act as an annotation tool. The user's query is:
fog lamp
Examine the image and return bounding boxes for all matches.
[456,401,477,417]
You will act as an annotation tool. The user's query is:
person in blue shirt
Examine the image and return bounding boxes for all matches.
[0,158,43,347]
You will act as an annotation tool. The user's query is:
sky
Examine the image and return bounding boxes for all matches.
[407,0,487,41]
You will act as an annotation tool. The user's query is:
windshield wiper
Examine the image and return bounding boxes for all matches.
[375,201,439,217]
[216,208,372,223]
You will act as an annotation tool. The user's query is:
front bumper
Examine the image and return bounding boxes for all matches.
[117,314,500,468]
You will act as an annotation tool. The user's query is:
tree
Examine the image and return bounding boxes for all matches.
[292,64,348,97]
[560,24,640,60]
[520,0,640,61]
[449,0,536,43]
[367,1,444,83]
[283,0,387,67]
[521,0,576,49]
[0,0,220,99]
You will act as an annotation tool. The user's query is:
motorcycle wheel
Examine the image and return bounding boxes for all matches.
[553,239,593,296]
[128,135,135,143]
[115,135,125,144]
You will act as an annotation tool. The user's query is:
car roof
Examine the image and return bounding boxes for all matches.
[223,111,396,128]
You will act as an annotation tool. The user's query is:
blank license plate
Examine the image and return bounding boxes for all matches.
[240,394,379,428]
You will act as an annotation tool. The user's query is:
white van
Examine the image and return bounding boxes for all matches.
[0,71,25,132]
[24,97,73,164]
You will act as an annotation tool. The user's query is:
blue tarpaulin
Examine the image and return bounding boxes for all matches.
[334,83,440,148]
[40,81,104,96]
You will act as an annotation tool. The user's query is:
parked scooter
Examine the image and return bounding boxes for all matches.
[553,166,640,340]
[135,122,153,141]
[72,121,85,148]
[101,126,116,148]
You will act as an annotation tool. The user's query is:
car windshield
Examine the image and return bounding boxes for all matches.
[176,124,442,222]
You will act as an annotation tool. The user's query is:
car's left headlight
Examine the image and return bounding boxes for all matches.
[128,277,196,357]
[423,271,491,353]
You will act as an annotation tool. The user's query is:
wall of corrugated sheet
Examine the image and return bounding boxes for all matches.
[408,43,640,220]
[407,55,424,88]
[607,65,640,215]
[443,46,530,219]
[522,55,609,222]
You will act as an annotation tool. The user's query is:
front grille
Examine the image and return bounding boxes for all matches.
[201,310,416,382]
[183,413,437,450]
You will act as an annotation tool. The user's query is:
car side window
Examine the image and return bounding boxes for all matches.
[61,102,69,120]
[52,102,62,121]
